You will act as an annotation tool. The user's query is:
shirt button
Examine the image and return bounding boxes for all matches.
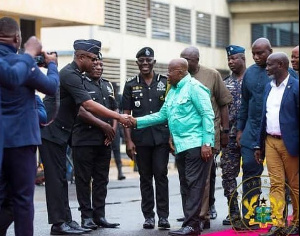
[93,98,96,100]
[150,111,153,113]
[103,97,106,100]
[148,87,151,90]
[149,99,152,102]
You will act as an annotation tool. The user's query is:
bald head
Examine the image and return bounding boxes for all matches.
[266,52,289,82]
[167,58,189,86]
[252,38,272,49]
[252,37,273,67]
[169,58,188,72]
[180,46,200,75]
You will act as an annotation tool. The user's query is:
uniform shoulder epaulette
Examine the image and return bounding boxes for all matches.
[101,78,109,82]
[159,74,168,79]
[126,75,137,83]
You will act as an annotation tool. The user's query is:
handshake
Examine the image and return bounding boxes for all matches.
[118,114,137,128]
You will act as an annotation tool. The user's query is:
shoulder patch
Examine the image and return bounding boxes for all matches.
[126,76,137,83]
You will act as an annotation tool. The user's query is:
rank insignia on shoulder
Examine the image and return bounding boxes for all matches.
[126,76,137,83]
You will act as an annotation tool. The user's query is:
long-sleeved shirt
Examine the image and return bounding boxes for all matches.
[237,64,298,149]
[137,73,215,154]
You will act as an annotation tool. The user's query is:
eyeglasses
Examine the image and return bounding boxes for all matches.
[83,54,99,62]
[137,58,154,64]
[167,69,182,74]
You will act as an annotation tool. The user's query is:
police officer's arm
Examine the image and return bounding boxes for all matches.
[81,99,131,127]
[78,106,115,142]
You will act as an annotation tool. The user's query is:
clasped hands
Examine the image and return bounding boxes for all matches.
[118,114,137,128]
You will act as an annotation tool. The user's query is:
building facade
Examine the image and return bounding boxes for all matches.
[1,0,298,91]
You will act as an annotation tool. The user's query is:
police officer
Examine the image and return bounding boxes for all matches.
[72,56,120,230]
[39,39,130,235]
[122,47,170,229]
[221,45,246,225]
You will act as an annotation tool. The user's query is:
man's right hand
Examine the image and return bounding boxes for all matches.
[24,36,42,57]
[236,130,242,147]
[125,139,136,161]
[118,114,132,127]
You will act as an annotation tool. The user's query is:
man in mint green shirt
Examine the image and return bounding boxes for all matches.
[131,58,215,236]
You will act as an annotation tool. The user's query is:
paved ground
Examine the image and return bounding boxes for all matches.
[6,153,281,236]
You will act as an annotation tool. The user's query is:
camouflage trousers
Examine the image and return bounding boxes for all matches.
[220,137,241,200]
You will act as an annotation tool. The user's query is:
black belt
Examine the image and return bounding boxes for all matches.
[267,134,282,139]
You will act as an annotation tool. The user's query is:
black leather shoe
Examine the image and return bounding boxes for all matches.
[199,219,210,232]
[50,222,83,235]
[259,226,286,236]
[176,217,185,222]
[118,175,126,180]
[143,218,155,229]
[284,225,299,235]
[232,219,259,231]
[81,218,98,230]
[209,204,217,219]
[223,215,231,225]
[67,220,92,233]
[158,218,170,229]
[168,226,200,236]
[94,217,120,228]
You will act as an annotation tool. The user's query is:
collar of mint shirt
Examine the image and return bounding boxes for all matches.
[137,73,215,154]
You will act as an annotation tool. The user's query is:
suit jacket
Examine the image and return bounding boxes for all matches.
[0,43,59,148]
[256,75,299,156]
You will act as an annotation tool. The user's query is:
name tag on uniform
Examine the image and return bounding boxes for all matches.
[88,91,96,94]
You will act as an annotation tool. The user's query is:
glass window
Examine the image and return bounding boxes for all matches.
[252,22,299,46]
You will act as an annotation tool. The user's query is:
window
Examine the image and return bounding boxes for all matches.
[216,16,230,48]
[196,12,211,47]
[252,22,299,47]
[102,58,120,84]
[151,1,170,40]
[99,0,120,31]
[127,0,147,36]
[175,7,191,43]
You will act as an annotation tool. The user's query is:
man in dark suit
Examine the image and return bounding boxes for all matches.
[0,17,59,236]
[0,34,44,175]
[254,52,299,236]
[39,39,130,235]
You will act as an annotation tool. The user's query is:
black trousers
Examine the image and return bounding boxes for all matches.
[38,139,72,224]
[72,145,111,219]
[0,146,37,236]
[176,147,210,229]
[135,144,170,219]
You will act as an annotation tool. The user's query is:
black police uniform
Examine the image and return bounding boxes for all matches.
[39,61,93,225]
[71,76,116,221]
[122,72,170,219]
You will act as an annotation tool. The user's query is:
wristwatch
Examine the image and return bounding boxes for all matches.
[204,143,211,147]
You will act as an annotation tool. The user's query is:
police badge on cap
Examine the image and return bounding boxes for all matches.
[136,47,154,58]
[225,45,245,56]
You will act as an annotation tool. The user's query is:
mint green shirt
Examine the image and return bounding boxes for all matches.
[137,73,215,154]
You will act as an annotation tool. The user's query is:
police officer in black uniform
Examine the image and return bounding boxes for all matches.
[39,39,130,235]
[71,56,121,230]
[122,47,170,230]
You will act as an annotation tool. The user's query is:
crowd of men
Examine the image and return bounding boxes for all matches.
[0,15,299,236]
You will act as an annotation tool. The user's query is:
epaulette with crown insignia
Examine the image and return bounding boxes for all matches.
[126,75,137,83]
